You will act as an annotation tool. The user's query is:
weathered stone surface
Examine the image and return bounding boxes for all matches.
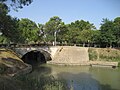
[48,46,89,65]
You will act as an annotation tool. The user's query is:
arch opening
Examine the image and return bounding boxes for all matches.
[21,51,46,65]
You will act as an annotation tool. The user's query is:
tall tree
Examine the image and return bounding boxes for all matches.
[113,17,120,47]
[44,16,65,43]
[18,18,39,43]
[37,23,47,43]
[100,18,115,47]
[0,3,22,43]
[91,30,101,45]
[66,20,96,44]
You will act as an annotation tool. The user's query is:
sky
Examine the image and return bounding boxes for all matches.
[9,0,120,29]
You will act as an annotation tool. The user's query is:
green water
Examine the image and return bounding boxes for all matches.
[2,64,118,90]
[32,64,120,90]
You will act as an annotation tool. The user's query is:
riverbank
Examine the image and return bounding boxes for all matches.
[88,47,120,67]
[0,49,32,77]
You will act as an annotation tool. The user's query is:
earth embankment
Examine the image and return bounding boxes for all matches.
[0,49,32,77]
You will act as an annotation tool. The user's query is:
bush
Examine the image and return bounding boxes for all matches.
[88,48,97,61]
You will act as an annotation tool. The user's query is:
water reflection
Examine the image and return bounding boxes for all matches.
[44,65,120,90]
[58,72,118,90]
[1,64,119,90]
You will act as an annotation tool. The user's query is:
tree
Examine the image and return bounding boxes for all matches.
[0,3,23,43]
[79,30,93,46]
[44,16,65,43]
[18,18,39,43]
[91,30,101,45]
[100,18,115,47]
[69,20,96,31]
[66,26,80,44]
[0,35,9,43]
[0,0,33,10]
[113,17,120,47]
[65,20,96,44]
[37,24,47,43]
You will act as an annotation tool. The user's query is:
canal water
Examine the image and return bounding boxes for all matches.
[32,64,120,90]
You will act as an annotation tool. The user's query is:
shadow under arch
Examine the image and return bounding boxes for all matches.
[21,50,51,66]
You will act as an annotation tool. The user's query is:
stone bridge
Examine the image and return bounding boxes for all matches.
[12,46,58,65]
[11,46,89,65]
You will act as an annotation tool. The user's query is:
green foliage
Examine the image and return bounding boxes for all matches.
[88,48,120,62]
[118,62,120,67]
[0,0,33,10]
[100,18,115,47]
[0,3,23,43]
[99,54,120,61]
[113,17,120,45]
[65,20,96,44]
[91,30,100,44]
[0,4,120,47]
[88,48,97,61]
[44,16,67,42]
[98,17,120,47]
[0,35,9,43]
[80,30,93,43]
[0,3,9,14]
[18,18,39,43]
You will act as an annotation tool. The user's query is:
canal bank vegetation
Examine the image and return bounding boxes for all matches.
[88,48,120,66]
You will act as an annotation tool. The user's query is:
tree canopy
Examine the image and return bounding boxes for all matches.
[0,3,120,47]
[0,3,22,43]
[18,18,39,43]
[0,0,33,10]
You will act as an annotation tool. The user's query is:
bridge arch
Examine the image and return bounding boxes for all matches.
[18,49,52,65]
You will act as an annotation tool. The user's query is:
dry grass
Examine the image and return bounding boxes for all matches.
[0,49,27,75]
[89,48,120,62]
[0,49,22,62]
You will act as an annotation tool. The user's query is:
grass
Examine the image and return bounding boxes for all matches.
[88,48,120,62]
[88,48,97,61]
[118,62,120,67]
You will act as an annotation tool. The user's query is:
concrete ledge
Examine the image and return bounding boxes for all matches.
[47,62,90,66]
[89,61,118,68]
[48,61,118,68]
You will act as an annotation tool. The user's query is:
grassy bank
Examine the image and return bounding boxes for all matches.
[88,48,120,66]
